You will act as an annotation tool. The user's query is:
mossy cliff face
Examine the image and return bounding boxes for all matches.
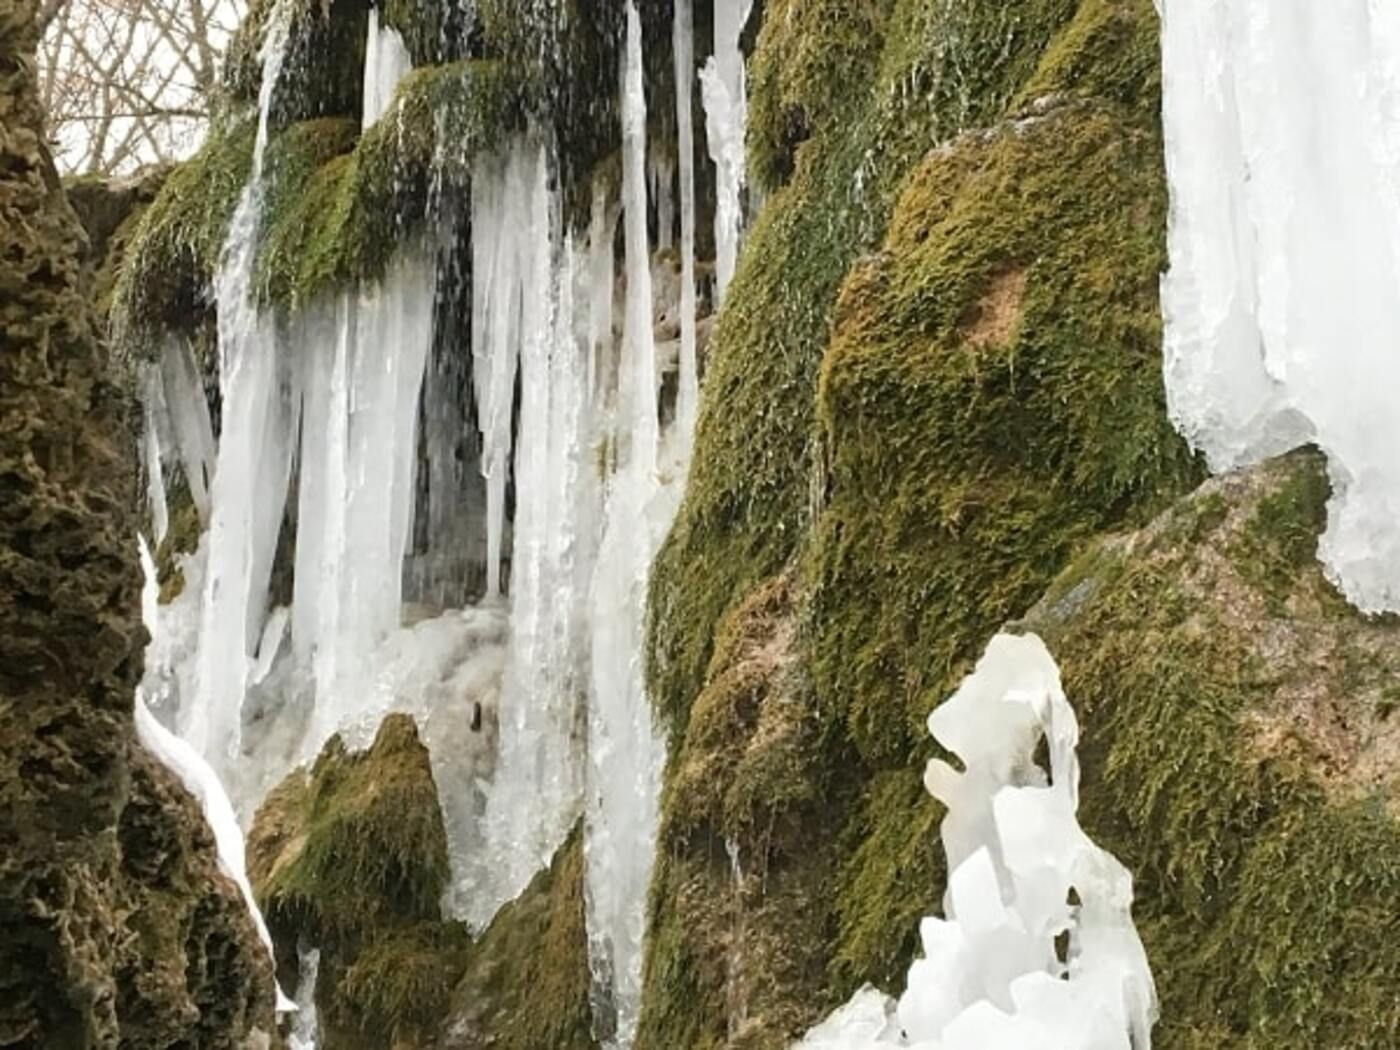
[249,715,596,1049]
[644,0,1203,1041]
[0,0,276,1043]
[1017,450,1400,1047]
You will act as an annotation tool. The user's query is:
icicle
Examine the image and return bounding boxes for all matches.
[470,141,591,926]
[583,6,669,1046]
[188,0,297,774]
[673,0,700,457]
[287,944,321,1050]
[1161,0,1400,612]
[701,0,755,302]
[158,338,217,524]
[587,175,619,406]
[141,368,170,547]
[362,6,414,130]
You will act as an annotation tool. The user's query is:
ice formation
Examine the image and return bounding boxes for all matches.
[1160,0,1400,613]
[135,0,756,1041]
[701,0,754,302]
[794,634,1156,1050]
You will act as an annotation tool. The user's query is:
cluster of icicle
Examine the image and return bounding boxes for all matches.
[1160,0,1400,613]
[136,0,757,1046]
[796,634,1156,1050]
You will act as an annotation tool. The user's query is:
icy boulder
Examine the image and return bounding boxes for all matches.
[1160,0,1400,613]
[794,633,1156,1050]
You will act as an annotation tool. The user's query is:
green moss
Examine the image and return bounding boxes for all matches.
[111,122,255,348]
[254,59,522,309]
[1019,455,1400,1047]
[639,577,846,1049]
[647,0,1204,1030]
[257,716,450,938]
[808,99,1199,768]
[1228,451,1333,610]
[330,922,471,1046]
[153,473,203,603]
[449,822,597,1050]
[648,0,1109,747]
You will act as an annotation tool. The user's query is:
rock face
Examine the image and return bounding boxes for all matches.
[0,1,276,1044]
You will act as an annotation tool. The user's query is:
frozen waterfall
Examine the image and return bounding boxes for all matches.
[1161,0,1400,612]
[795,634,1156,1050]
[134,0,757,1042]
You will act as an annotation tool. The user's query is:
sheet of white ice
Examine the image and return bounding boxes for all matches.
[793,633,1156,1050]
[673,0,700,456]
[1161,0,1400,612]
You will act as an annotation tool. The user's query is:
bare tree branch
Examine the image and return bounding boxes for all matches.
[37,0,244,175]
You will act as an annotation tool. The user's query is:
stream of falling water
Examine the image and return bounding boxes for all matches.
[136,0,755,1043]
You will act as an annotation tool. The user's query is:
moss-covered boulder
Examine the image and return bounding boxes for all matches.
[250,714,599,1049]
[250,715,462,1047]
[1015,449,1400,1048]
[639,575,858,1048]
[438,823,597,1050]
[0,0,277,1042]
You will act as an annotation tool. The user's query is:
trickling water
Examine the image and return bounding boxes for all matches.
[701,0,754,302]
[1161,0,1400,612]
[187,0,297,773]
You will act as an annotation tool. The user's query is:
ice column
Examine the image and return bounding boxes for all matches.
[362,6,413,129]
[701,0,754,302]
[673,0,700,454]
[187,0,297,772]
[794,634,1157,1050]
[472,140,597,928]
[583,5,669,1046]
[1161,0,1400,612]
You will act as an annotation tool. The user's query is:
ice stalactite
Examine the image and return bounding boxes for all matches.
[361,6,413,129]
[701,0,754,303]
[292,251,438,759]
[471,146,528,602]
[582,5,672,1046]
[1161,0,1400,613]
[795,634,1156,1050]
[287,944,321,1049]
[469,138,597,928]
[141,369,169,547]
[673,0,700,457]
[187,0,297,773]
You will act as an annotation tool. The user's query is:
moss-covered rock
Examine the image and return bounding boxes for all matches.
[251,714,599,1049]
[639,575,853,1048]
[1015,449,1400,1047]
[251,714,459,1047]
[1,1,277,1042]
[440,823,597,1050]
